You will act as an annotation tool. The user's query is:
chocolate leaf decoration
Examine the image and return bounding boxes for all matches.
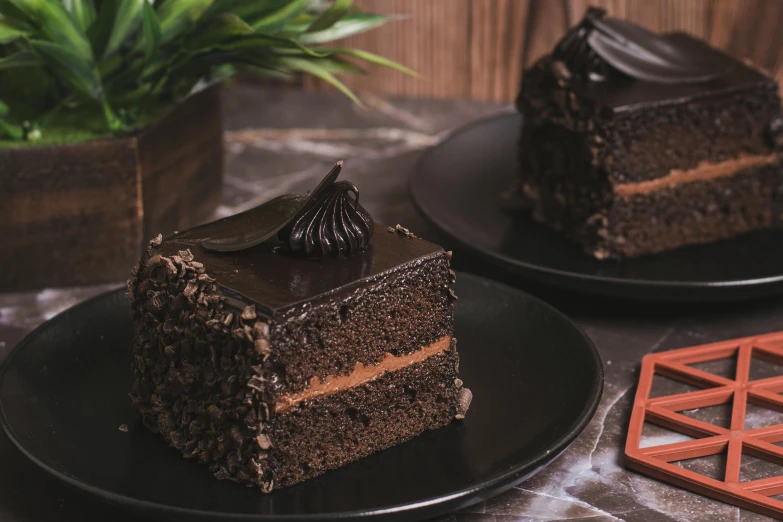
[556,7,731,84]
[200,194,306,252]
[202,161,374,258]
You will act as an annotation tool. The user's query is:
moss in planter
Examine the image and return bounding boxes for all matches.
[0,102,171,149]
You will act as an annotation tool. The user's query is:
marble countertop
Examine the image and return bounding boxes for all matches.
[2,84,782,522]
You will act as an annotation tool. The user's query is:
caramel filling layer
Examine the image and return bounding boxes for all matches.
[274,335,452,413]
[614,153,780,197]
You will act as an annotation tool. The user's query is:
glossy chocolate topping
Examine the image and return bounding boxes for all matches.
[201,162,373,258]
[522,21,774,114]
[555,7,730,85]
[158,222,443,314]
[566,33,770,113]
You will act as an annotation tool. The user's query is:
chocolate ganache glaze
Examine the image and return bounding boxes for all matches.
[202,161,374,258]
[554,7,731,84]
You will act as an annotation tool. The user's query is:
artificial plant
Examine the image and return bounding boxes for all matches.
[0,0,412,145]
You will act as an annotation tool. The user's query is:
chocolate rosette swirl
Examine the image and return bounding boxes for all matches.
[279,176,374,258]
[553,7,613,82]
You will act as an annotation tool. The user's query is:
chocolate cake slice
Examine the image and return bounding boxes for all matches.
[516,7,783,259]
[127,163,469,491]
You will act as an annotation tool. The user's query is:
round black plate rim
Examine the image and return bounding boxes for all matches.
[410,111,783,292]
[0,274,603,521]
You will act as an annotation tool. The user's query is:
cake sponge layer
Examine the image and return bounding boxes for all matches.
[536,163,783,259]
[267,341,459,488]
[270,253,454,396]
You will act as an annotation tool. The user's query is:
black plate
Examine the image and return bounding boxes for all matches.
[0,274,601,521]
[411,112,783,301]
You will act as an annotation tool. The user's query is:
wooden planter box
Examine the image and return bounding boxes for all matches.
[0,87,223,292]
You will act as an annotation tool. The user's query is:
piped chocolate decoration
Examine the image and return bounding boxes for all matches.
[553,8,613,82]
[202,161,374,258]
[554,7,731,84]
[278,162,373,257]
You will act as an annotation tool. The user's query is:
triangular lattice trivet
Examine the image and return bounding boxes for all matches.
[626,332,783,520]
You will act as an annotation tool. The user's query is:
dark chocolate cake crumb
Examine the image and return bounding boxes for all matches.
[767,117,783,151]
[241,305,257,321]
[387,224,416,238]
[119,424,129,432]
[455,387,472,420]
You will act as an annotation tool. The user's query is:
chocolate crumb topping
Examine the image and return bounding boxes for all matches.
[388,224,416,238]
[455,388,473,420]
[767,117,783,151]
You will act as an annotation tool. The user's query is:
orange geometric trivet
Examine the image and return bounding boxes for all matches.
[626,332,783,520]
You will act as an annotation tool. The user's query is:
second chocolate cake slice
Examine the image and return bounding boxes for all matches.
[516,8,783,259]
[127,163,469,491]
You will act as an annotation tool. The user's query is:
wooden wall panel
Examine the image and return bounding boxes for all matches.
[303,0,783,101]
[469,0,531,101]
[303,0,471,99]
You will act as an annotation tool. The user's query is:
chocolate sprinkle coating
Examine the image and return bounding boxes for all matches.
[455,388,473,420]
[768,117,783,151]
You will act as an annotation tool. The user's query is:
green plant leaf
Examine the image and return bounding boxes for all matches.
[104,0,145,58]
[186,13,251,49]
[297,12,387,44]
[250,0,309,31]
[277,56,360,105]
[0,63,54,118]
[141,0,161,60]
[0,0,402,135]
[0,19,30,43]
[303,56,363,74]
[102,55,149,97]
[0,99,8,115]
[68,0,96,31]
[305,0,352,33]
[0,51,39,70]
[8,0,94,60]
[158,0,214,43]
[200,0,242,19]
[320,48,417,76]
[0,2,32,23]
[0,120,25,140]
[28,39,102,100]
[86,0,117,57]
[222,34,327,58]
